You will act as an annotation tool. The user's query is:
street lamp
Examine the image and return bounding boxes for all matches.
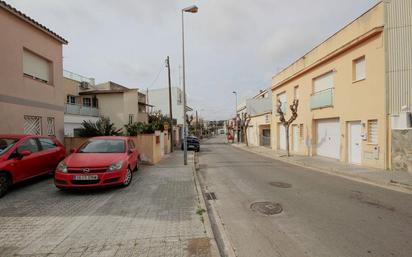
[232,91,239,143]
[182,5,198,165]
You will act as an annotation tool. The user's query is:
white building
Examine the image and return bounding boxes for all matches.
[147,87,192,125]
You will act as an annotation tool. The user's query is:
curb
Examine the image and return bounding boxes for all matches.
[192,152,237,257]
[231,144,412,195]
[190,152,222,257]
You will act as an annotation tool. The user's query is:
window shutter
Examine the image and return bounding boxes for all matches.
[314,72,334,93]
[23,50,50,83]
[355,57,366,80]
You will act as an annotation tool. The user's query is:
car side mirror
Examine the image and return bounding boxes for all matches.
[19,150,31,159]
[128,149,133,155]
[70,148,77,153]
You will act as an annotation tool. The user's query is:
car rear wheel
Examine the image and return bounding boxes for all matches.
[0,174,11,198]
[122,168,133,187]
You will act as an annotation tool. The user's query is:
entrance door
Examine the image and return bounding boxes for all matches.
[316,119,340,159]
[279,124,286,150]
[292,125,299,152]
[348,121,362,165]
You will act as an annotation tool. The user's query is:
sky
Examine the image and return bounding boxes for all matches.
[8,0,379,120]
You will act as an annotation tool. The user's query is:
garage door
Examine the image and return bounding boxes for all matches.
[316,119,340,159]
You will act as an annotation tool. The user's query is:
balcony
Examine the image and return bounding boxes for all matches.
[65,104,99,117]
[311,88,333,110]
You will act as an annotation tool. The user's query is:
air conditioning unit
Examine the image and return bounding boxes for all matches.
[79,81,89,90]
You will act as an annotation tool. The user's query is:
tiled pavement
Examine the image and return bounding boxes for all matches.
[0,152,215,257]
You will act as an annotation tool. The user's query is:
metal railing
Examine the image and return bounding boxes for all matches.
[63,70,95,85]
[311,88,333,109]
[65,103,99,117]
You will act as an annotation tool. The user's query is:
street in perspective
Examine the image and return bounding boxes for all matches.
[1,0,412,257]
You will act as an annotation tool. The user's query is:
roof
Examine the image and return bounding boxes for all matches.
[88,136,130,140]
[79,90,127,95]
[0,1,68,44]
[0,134,51,139]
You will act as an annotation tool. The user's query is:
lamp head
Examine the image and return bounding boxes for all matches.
[183,5,198,13]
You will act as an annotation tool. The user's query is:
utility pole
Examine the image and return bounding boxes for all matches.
[195,110,198,137]
[166,56,174,153]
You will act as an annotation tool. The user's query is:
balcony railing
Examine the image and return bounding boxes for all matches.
[311,88,333,109]
[65,104,99,117]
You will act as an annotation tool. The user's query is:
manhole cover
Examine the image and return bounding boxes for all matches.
[269,182,292,188]
[250,202,283,215]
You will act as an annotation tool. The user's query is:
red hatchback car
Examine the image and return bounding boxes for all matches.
[55,136,139,189]
[0,135,66,197]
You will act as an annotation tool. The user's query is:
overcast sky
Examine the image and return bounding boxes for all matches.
[8,0,378,120]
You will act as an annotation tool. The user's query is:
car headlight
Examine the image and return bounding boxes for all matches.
[107,160,123,172]
[57,160,68,173]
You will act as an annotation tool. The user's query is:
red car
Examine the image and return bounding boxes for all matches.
[55,136,139,189]
[0,135,66,197]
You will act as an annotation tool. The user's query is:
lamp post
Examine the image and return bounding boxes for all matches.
[182,5,198,165]
[232,91,238,143]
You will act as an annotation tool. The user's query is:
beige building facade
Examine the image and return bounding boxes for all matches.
[0,1,68,141]
[271,3,388,169]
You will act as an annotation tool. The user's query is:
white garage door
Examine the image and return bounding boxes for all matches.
[316,119,340,159]
[279,124,286,150]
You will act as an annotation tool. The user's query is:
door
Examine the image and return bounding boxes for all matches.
[348,121,362,165]
[38,137,60,173]
[262,129,271,147]
[279,124,286,150]
[316,119,340,159]
[292,125,299,152]
[14,138,42,181]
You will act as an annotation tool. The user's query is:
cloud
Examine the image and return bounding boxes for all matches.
[6,0,379,120]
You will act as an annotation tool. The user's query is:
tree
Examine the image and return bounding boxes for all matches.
[148,111,168,131]
[238,113,252,146]
[78,117,122,137]
[277,99,299,157]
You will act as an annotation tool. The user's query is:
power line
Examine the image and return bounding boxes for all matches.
[147,62,165,88]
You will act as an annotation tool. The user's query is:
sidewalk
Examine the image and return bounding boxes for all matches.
[0,151,219,257]
[232,143,412,193]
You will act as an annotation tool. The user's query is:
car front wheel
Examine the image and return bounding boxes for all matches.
[0,174,11,198]
[122,168,133,187]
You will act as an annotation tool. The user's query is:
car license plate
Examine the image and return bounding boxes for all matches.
[73,175,98,180]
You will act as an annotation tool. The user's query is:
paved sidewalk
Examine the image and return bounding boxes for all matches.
[0,151,218,257]
[232,143,412,193]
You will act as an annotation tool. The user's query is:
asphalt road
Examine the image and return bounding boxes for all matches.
[199,136,412,257]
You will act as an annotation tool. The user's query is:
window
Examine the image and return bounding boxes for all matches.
[24,116,42,135]
[128,114,134,125]
[177,91,182,105]
[23,49,51,84]
[313,71,334,93]
[368,120,378,144]
[18,138,40,153]
[299,124,304,140]
[67,95,76,105]
[47,117,55,136]
[82,98,91,107]
[294,86,299,99]
[353,56,366,81]
[39,138,56,150]
[277,92,287,114]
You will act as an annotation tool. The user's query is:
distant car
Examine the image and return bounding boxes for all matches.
[181,136,200,152]
[0,135,66,197]
[54,136,139,189]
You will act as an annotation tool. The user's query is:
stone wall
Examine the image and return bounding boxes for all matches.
[391,129,412,173]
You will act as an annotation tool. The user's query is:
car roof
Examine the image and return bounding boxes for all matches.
[89,136,129,140]
[0,134,46,140]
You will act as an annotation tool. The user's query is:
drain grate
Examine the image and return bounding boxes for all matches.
[250,202,283,216]
[205,192,217,200]
[269,182,292,188]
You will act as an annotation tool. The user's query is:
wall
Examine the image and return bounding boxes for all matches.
[148,87,184,125]
[391,129,412,173]
[64,134,164,165]
[0,7,65,141]
[385,0,412,115]
[95,93,125,131]
[123,90,139,124]
[247,113,271,147]
[270,4,387,169]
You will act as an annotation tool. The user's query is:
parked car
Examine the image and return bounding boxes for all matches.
[54,136,139,189]
[0,135,66,197]
[181,136,200,152]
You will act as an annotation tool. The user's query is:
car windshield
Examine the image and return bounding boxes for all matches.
[78,139,125,153]
[0,138,18,156]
